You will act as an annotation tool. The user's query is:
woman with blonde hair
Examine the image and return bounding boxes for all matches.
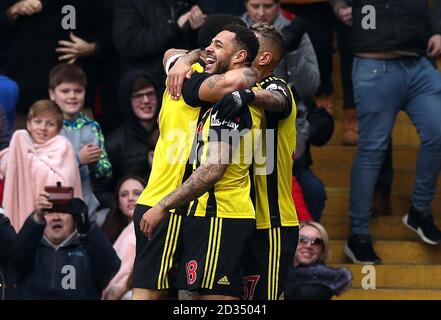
[285,221,352,300]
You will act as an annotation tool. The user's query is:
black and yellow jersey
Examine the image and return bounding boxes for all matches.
[137,63,206,209]
[186,87,264,219]
[252,76,299,229]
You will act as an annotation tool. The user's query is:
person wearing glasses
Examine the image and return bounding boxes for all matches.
[99,71,160,210]
[285,221,352,300]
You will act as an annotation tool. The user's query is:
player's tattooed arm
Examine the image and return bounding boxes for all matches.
[243,67,258,87]
[158,142,230,210]
[179,49,202,65]
[198,67,259,102]
[253,89,288,113]
[162,48,201,69]
[165,49,202,99]
[206,74,226,89]
[163,48,187,69]
[141,142,229,239]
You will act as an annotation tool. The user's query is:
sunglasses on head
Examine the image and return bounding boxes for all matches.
[298,235,324,248]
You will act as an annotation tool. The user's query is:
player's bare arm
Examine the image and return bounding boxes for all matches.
[162,48,190,69]
[164,49,202,99]
[212,86,289,120]
[198,66,259,102]
[159,141,229,210]
[253,89,287,113]
[140,142,230,239]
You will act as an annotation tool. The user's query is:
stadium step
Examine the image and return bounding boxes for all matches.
[334,289,441,300]
[311,146,423,171]
[323,189,441,216]
[290,8,441,301]
[330,264,441,289]
[329,240,441,265]
[290,36,441,300]
[322,215,441,241]
[332,264,441,290]
[311,166,441,192]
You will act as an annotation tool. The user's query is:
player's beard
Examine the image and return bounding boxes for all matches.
[215,60,229,74]
[215,53,233,74]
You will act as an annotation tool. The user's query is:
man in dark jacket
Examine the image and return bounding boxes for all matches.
[97,71,159,207]
[12,196,120,299]
[335,0,441,264]
[3,0,119,132]
[0,208,17,300]
[113,0,205,94]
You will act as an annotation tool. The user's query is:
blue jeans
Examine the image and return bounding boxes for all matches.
[376,140,393,195]
[350,57,441,235]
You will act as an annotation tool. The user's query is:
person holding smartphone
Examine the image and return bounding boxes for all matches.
[11,197,120,300]
[0,207,17,300]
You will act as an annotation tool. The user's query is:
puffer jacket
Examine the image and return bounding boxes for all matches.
[285,263,352,300]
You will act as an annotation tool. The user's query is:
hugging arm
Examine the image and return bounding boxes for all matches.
[158,141,230,210]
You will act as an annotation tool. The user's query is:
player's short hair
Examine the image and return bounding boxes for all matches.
[222,24,260,63]
[198,14,247,49]
[250,22,285,63]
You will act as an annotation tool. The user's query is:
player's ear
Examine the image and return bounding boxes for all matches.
[258,51,272,66]
[234,49,248,64]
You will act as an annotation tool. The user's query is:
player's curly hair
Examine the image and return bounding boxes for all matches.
[198,14,247,50]
[222,24,260,63]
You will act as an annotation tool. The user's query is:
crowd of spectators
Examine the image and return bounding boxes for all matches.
[0,0,440,299]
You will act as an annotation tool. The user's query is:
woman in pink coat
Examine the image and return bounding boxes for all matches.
[102,176,146,300]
